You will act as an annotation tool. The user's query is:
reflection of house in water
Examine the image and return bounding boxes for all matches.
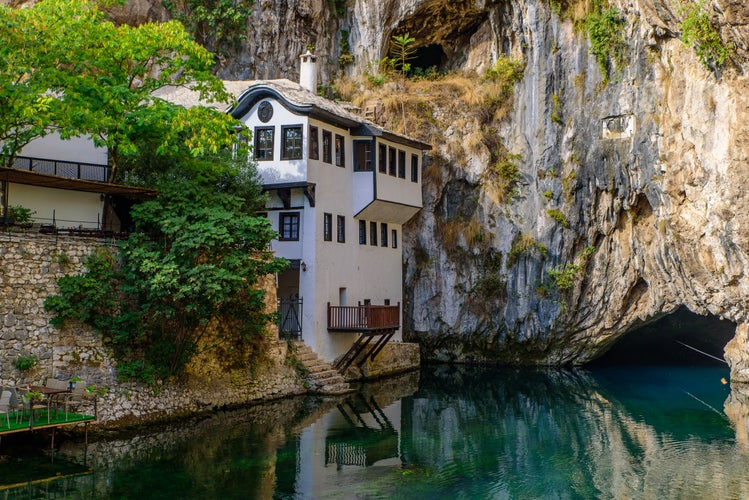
[272,372,421,497]
[325,394,399,468]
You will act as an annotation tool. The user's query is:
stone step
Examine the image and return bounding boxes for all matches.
[290,342,353,395]
[306,363,331,374]
[320,383,352,395]
[311,369,340,380]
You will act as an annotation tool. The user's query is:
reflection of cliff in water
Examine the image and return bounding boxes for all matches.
[400,364,738,498]
[4,365,748,497]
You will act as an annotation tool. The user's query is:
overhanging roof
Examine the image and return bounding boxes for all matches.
[355,199,421,225]
[0,168,157,198]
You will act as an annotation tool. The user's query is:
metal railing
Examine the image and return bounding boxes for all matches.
[278,298,303,340]
[327,303,400,332]
[12,155,110,182]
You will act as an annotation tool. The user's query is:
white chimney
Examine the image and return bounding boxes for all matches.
[299,50,318,93]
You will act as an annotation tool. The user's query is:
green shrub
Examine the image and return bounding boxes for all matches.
[547,208,569,228]
[6,204,35,225]
[508,233,548,266]
[482,153,522,204]
[338,30,353,67]
[14,355,38,372]
[586,8,628,82]
[680,0,731,69]
[547,246,595,292]
[550,93,563,124]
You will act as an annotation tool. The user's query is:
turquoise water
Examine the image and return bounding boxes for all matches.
[2,364,746,498]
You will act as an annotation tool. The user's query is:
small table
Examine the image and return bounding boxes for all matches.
[23,386,70,428]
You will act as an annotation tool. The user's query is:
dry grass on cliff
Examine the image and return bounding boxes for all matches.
[334,58,524,152]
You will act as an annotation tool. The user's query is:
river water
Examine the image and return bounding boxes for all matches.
[2,364,747,498]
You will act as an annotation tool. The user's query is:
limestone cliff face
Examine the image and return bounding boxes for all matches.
[336,0,749,380]
[395,0,749,377]
[40,0,749,379]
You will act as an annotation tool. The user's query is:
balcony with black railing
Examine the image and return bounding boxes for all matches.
[11,156,110,183]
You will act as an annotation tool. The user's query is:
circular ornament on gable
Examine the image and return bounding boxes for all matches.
[258,101,273,122]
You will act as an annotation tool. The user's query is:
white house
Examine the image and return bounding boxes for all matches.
[230,54,429,365]
[156,53,431,367]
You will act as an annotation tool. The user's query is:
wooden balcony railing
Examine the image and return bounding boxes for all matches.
[12,155,110,183]
[327,303,400,332]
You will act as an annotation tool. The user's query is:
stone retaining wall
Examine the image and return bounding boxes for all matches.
[0,233,306,426]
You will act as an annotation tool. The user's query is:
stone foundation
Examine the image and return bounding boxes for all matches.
[343,342,420,382]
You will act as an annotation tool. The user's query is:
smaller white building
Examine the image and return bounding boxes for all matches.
[1,133,153,232]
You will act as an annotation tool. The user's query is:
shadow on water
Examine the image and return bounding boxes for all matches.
[3,364,749,498]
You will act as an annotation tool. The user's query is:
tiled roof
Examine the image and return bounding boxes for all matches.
[154,79,430,150]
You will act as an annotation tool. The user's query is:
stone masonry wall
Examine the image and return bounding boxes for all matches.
[0,232,306,426]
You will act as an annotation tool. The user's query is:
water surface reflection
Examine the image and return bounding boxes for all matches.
[5,365,748,498]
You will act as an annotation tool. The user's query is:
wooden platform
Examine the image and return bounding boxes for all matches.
[0,410,95,437]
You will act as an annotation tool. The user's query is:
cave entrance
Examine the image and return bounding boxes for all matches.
[411,44,447,74]
[590,306,735,366]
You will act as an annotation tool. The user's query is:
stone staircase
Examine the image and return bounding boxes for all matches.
[292,342,352,395]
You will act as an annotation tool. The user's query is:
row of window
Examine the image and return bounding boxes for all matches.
[358,220,397,249]
[253,124,419,183]
[279,211,398,250]
[323,213,346,243]
[376,143,419,182]
[255,125,303,161]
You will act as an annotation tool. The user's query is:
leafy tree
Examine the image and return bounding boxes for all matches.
[161,0,254,56]
[45,157,286,382]
[0,1,97,167]
[0,0,237,181]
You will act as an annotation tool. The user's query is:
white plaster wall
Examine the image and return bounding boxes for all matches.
[19,133,107,165]
[353,171,375,215]
[241,99,309,183]
[8,184,103,229]
[374,139,422,208]
[306,134,404,361]
[250,97,417,362]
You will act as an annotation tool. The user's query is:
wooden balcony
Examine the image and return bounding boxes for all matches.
[327,303,400,332]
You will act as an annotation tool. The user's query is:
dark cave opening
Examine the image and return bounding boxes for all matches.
[589,306,736,366]
[411,44,447,73]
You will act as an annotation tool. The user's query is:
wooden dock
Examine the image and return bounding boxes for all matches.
[0,409,95,438]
